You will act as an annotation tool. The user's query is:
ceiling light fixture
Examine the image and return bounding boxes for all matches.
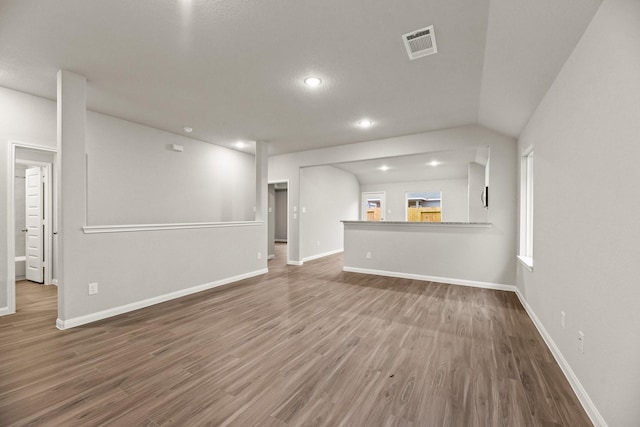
[235,141,246,148]
[304,76,322,87]
[358,119,373,128]
[379,165,389,171]
[183,126,193,133]
[428,160,440,166]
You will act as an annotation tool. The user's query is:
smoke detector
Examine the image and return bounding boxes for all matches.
[402,25,437,60]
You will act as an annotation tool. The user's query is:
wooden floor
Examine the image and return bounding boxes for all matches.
[0,243,592,426]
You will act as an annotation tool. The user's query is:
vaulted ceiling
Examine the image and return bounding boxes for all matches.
[0,0,601,155]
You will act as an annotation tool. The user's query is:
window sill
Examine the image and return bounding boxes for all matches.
[517,255,534,272]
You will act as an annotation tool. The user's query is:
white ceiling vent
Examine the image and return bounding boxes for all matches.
[402,25,437,60]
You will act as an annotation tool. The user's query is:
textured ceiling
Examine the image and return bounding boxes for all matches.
[0,0,601,155]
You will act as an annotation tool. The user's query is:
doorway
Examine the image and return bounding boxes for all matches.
[362,191,386,221]
[6,142,58,315]
[267,180,289,266]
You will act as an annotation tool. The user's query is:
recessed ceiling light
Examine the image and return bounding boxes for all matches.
[428,160,440,166]
[379,165,389,171]
[358,119,373,128]
[183,126,193,133]
[235,141,246,148]
[304,76,322,87]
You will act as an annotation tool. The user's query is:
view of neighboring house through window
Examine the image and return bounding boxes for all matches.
[406,191,442,222]
[519,148,534,269]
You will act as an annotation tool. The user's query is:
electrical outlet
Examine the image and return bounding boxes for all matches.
[257,252,262,260]
[560,311,566,329]
[366,252,372,259]
[578,331,584,354]
[88,282,98,295]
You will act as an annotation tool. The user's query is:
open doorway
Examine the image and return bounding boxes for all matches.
[6,142,58,317]
[267,181,289,267]
[362,191,386,221]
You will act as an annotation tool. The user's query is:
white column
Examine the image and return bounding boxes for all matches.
[255,140,268,267]
[56,70,86,324]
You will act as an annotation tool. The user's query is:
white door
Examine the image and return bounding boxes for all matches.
[362,192,386,221]
[25,166,44,283]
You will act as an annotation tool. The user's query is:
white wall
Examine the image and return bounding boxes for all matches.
[300,165,359,261]
[86,113,255,225]
[361,178,468,222]
[269,125,517,282]
[343,222,508,285]
[517,0,639,425]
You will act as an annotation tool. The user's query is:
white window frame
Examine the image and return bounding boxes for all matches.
[518,146,534,270]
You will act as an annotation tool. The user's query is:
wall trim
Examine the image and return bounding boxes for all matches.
[0,306,14,316]
[14,256,26,262]
[287,260,303,266]
[343,266,515,292]
[514,289,608,427]
[267,254,275,260]
[51,279,58,286]
[56,268,268,330]
[302,248,343,263]
[83,220,264,234]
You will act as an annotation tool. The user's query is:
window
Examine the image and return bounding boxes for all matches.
[406,191,442,222]
[518,148,534,270]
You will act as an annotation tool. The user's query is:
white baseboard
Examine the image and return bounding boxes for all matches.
[51,279,58,286]
[342,266,515,292]
[514,289,607,427]
[14,256,26,262]
[267,254,275,260]
[287,260,303,266]
[56,268,268,330]
[302,248,343,263]
[0,306,14,316]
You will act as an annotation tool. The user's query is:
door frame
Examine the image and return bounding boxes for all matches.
[267,179,290,265]
[5,141,58,315]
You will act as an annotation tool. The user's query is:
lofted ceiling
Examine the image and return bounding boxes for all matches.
[0,0,601,155]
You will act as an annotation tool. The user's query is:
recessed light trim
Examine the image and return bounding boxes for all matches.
[304,76,322,87]
[379,165,389,171]
[235,141,246,148]
[358,119,373,128]
[183,126,193,133]
[428,160,440,166]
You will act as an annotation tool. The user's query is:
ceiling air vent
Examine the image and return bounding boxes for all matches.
[402,25,437,60]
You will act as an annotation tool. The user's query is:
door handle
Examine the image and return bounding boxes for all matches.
[21,229,28,232]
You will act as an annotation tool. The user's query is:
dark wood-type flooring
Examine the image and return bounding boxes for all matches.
[0,243,592,426]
